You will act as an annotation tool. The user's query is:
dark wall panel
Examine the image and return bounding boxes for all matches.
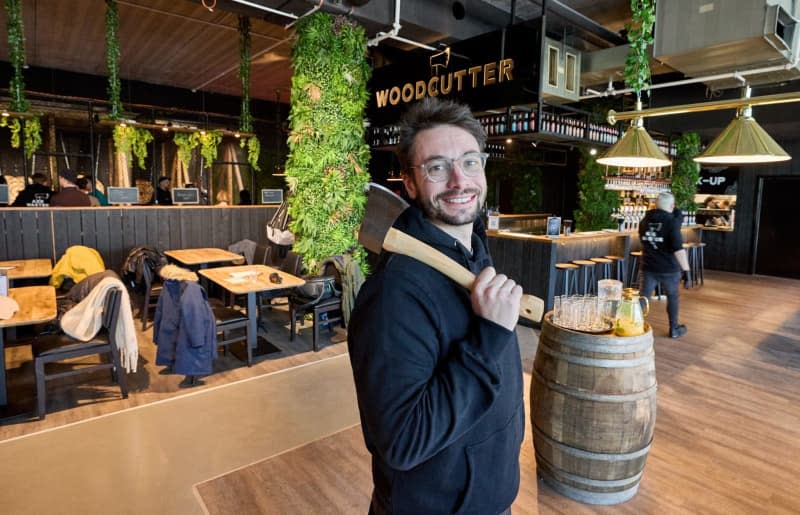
[0,207,277,272]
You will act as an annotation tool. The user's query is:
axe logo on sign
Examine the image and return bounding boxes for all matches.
[429,47,450,75]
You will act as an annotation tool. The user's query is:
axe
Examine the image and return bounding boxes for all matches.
[359,183,544,323]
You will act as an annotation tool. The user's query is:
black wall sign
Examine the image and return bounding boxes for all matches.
[261,189,284,204]
[172,188,200,204]
[0,184,8,204]
[697,167,739,194]
[107,187,139,205]
[367,19,542,125]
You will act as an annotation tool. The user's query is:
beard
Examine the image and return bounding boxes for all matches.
[417,187,485,227]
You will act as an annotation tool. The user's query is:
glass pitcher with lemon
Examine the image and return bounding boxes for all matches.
[614,288,649,336]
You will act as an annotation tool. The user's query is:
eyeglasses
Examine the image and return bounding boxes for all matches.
[408,152,488,183]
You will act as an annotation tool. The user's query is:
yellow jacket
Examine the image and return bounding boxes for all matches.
[50,246,106,288]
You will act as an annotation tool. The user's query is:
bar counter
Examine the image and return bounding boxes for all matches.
[0,205,278,273]
[488,225,703,316]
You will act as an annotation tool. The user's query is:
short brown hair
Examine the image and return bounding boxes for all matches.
[395,97,485,172]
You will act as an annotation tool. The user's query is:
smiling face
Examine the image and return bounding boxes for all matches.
[403,125,487,238]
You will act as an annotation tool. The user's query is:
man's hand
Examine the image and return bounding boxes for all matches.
[471,267,523,331]
[681,270,691,289]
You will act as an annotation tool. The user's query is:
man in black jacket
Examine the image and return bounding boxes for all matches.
[348,98,524,515]
[639,192,691,338]
[11,172,53,206]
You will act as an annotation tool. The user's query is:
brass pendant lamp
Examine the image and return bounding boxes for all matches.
[693,103,790,164]
[597,101,671,168]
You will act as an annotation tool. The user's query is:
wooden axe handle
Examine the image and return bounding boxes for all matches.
[383,227,544,323]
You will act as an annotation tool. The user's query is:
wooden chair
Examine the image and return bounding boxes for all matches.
[32,288,129,420]
[140,264,163,330]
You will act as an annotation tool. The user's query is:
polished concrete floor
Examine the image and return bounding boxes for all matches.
[0,354,360,515]
[1,271,798,514]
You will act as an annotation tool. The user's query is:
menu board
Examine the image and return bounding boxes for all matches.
[261,189,283,204]
[172,188,200,204]
[107,187,139,205]
[0,184,8,204]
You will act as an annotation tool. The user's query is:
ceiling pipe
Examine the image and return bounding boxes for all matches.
[228,0,298,20]
[581,59,800,100]
[366,0,437,52]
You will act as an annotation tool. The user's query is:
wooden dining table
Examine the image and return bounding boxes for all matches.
[164,248,245,269]
[0,259,53,285]
[199,265,305,359]
[0,286,57,405]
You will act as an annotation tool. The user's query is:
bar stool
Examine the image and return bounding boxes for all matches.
[696,242,706,285]
[604,255,626,284]
[628,251,643,288]
[554,263,579,297]
[572,259,597,295]
[590,257,614,281]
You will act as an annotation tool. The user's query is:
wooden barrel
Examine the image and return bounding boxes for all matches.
[531,313,657,505]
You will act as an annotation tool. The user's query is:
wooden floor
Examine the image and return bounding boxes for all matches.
[195,271,800,514]
[1,301,348,440]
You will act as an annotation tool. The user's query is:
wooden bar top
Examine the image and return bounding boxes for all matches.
[0,259,53,281]
[491,229,627,242]
[0,286,57,328]
[164,248,244,266]
[199,265,306,295]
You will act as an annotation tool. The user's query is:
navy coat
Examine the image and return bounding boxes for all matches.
[154,280,217,376]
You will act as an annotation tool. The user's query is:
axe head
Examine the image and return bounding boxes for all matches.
[359,182,410,254]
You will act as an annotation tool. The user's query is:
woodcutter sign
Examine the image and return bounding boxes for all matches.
[367,20,542,125]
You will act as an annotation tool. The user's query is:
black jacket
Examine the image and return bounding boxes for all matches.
[639,208,683,273]
[348,206,524,515]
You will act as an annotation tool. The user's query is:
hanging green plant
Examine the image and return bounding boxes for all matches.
[1,117,21,149]
[113,125,153,169]
[23,117,42,159]
[574,148,620,231]
[286,12,372,273]
[6,0,28,113]
[106,0,122,120]
[173,132,197,170]
[238,15,253,134]
[624,0,656,100]
[4,0,42,158]
[198,131,222,165]
[671,132,701,211]
[241,136,261,171]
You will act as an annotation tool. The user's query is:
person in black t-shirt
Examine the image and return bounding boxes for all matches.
[153,176,173,205]
[639,192,692,338]
[11,173,53,206]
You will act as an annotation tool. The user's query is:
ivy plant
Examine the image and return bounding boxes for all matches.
[113,125,153,170]
[624,0,656,101]
[237,15,261,171]
[574,148,620,231]
[671,132,701,211]
[485,154,542,213]
[286,12,371,273]
[4,0,42,158]
[106,0,122,120]
[173,131,222,170]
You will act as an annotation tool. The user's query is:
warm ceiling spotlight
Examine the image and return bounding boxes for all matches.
[1,111,9,117]
[590,148,598,156]
[200,130,206,135]
[161,125,169,132]
[505,138,512,144]
[234,132,241,138]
